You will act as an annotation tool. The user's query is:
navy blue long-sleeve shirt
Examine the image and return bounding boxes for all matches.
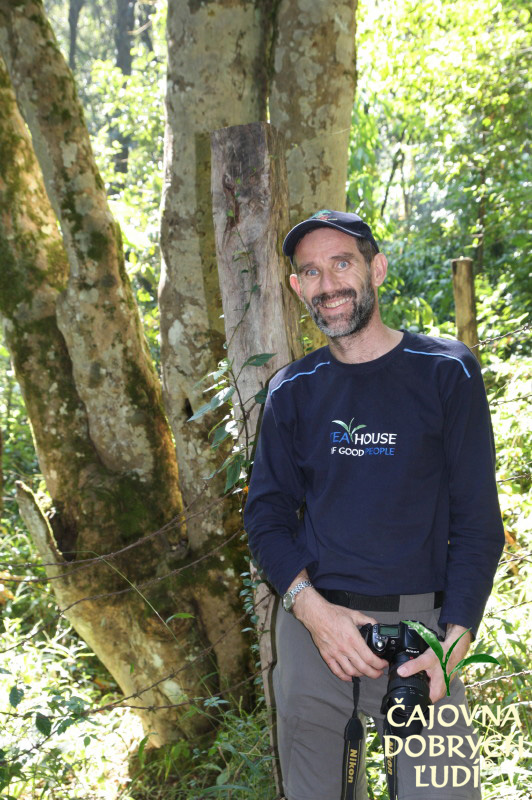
[244,331,504,635]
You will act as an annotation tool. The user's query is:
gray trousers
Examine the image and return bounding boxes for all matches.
[273,593,482,800]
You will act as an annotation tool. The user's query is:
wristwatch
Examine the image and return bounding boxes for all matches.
[282,580,312,612]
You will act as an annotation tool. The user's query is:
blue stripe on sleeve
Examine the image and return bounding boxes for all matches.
[271,360,331,395]
[403,348,471,378]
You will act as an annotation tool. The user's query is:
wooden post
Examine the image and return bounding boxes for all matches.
[211,121,302,798]
[451,257,480,362]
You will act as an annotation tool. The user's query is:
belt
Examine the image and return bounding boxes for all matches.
[316,588,444,613]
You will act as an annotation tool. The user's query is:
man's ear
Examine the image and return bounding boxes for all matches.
[371,253,388,288]
[289,273,303,299]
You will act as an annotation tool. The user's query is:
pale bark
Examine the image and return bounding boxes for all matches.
[0,0,166,483]
[160,2,269,538]
[158,2,272,681]
[211,121,303,795]
[211,122,302,441]
[270,0,357,225]
[0,14,221,741]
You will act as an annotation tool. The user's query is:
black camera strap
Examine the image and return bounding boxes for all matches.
[382,714,400,800]
[341,679,428,800]
[340,678,364,800]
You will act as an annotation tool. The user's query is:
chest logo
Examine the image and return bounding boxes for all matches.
[330,418,398,457]
[332,418,366,442]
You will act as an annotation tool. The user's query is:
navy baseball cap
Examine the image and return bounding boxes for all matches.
[282,209,380,262]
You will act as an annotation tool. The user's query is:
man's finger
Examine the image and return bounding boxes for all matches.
[396,651,434,677]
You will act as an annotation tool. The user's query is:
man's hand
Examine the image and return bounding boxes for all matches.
[292,586,388,682]
[396,624,472,703]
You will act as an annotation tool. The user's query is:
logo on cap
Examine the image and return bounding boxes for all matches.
[311,210,338,221]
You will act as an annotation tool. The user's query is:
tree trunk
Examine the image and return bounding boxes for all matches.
[68,0,85,70]
[211,121,303,795]
[451,257,480,361]
[211,122,302,443]
[0,6,236,743]
[269,0,357,351]
[158,1,272,683]
[270,0,357,226]
[113,0,136,175]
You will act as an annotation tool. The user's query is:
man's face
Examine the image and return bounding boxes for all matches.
[290,228,377,339]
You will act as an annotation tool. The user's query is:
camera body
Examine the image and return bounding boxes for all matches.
[359,620,440,732]
[359,620,429,662]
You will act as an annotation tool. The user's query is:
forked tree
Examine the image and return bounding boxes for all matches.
[0,0,357,742]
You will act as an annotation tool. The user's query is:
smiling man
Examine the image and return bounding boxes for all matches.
[244,210,504,800]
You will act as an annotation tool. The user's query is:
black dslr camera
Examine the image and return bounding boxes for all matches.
[359,620,439,731]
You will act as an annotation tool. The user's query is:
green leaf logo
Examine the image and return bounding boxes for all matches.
[332,418,366,442]
[403,620,500,696]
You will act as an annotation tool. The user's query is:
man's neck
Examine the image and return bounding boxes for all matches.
[327,316,403,364]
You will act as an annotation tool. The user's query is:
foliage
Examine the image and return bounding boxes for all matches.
[1,0,530,797]
[351,0,531,333]
[43,0,167,365]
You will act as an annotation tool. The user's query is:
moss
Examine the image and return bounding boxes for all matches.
[0,235,34,315]
[99,273,117,289]
[87,230,109,261]
[59,187,84,235]
[44,237,69,289]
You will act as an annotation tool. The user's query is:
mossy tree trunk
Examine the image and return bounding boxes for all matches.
[0,3,245,744]
[158,0,271,681]
[0,0,360,746]
[270,0,358,225]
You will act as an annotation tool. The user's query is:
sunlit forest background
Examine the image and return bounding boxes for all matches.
[1,0,530,798]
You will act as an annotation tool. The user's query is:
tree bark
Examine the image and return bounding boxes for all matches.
[68,0,85,69]
[211,122,302,443]
[0,7,238,742]
[269,0,357,351]
[269,0,357,226]
[158,2,272,681]
[451,257,480,361]
[113,0,136,175]
[211,121,303,795]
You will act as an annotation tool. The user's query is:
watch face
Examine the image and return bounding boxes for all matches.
[283,592,293,611]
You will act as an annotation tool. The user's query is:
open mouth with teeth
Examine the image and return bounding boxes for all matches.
[313,290,356,311]
[322,298,350,309]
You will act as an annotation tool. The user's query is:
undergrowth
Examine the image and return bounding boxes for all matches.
[0,341,530,799]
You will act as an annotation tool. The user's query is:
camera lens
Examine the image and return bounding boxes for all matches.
[381,661,430,736]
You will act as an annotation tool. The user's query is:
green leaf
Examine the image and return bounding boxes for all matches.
[35,713,52,736]
[137,733,153,767]
[254,388,267,404]
[166,612,195,622]
[56,717,77,735]
[216,769,229,786]
[448,654,501,679]
[84,735,91,747]
[188,387,235,421]
[443,628,472,667]
[402,620,444,663]
[225,454,244,492]
[243,353,276,367]
[212,425,231,448]
[193,361,231,389]
[9,686,24,708]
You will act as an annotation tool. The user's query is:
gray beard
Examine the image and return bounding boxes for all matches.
[304,281,376,339]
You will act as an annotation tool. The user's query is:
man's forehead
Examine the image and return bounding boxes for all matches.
[293,227,361,263]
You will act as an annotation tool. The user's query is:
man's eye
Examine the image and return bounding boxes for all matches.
[304,268,319,277]
[337,260,349,269]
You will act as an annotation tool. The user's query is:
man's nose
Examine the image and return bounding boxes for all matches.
[318,268,342,294]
